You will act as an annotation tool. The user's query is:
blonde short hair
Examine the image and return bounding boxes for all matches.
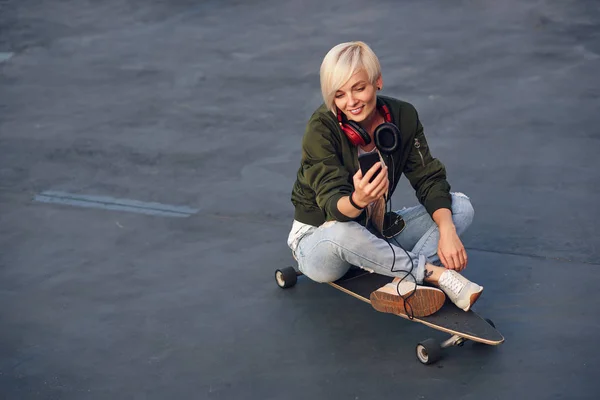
[320,41,382,114]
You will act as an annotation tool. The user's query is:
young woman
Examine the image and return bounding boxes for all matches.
[288,41,483,318]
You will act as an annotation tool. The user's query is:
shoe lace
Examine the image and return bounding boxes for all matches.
[440,272,464,296]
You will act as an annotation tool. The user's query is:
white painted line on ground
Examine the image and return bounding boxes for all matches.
[0,52,14,63]
[34,191,198,218]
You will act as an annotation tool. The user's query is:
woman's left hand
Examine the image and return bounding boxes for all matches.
[437,228,468,271]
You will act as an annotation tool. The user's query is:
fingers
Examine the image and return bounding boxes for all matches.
[446,253,457,271]
[439,247,458,271]
[439,251,451,270]
[452,242,467,271]
[372,175,389,198]
[451,253,462,271]
[353,162,389,208]
[356,162,388,199]
[438,232,469,272]
[365,163,387,191]
[441,249,467,271]
[353,169,363,181]
[458,248,468,271]
[372,164,388,185]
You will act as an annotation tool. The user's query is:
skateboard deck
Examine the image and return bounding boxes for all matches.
[328,268,504,345]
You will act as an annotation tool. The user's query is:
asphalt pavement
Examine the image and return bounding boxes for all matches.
[1,0,599,398]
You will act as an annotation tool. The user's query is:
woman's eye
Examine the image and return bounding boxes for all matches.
[356,87,365,92]
[335,93,344,98]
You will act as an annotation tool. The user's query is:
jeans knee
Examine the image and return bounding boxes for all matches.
[451,192,474,233]
[302,266,344,283]
[298,239,349,283]
[297,221,363,283]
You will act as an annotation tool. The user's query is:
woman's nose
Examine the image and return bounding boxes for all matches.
[347,93,357,105]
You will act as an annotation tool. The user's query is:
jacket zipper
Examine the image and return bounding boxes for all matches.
[414,138,425,167]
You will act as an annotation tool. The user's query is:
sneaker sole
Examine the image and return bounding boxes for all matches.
[458,287,484,312]
[370,287,446,318]
[468,288,483,310]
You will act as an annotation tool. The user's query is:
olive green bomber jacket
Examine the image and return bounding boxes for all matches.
[291,95,452,227]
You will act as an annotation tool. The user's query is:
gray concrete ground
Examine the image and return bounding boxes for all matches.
[1,0,599,398]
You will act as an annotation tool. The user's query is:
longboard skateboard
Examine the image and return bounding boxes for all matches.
[275,266,504,365]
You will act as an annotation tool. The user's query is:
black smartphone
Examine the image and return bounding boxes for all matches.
[358,152,382,182]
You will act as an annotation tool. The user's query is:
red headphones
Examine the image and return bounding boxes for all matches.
[337,99,401,154]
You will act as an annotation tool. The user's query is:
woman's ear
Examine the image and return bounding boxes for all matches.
[376,75,383,91]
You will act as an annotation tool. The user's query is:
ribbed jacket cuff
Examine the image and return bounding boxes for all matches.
[424,196,452,217]
[327,193,358,222]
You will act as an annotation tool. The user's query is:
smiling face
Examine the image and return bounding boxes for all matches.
[334,69,382,124]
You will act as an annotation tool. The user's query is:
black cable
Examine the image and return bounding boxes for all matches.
[382,155,418,319]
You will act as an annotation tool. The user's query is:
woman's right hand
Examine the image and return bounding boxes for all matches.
[352,162,389,207]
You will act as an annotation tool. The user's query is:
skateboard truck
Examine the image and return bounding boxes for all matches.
[416,318,496,365]
[416,335,467,365]
[442,334,468,348]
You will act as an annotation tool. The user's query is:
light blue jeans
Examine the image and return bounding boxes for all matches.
[294,192,474,284]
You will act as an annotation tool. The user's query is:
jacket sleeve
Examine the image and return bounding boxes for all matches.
[403,108,452,216]
[301,117,356,222]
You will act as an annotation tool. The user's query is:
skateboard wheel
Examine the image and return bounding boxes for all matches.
[484,318,496,328]
[416,339,442,365]
[275,267,298,289]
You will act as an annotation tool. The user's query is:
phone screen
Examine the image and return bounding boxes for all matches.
[358,152,382,182]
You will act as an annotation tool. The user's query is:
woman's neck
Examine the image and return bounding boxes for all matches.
[359,107,384,135]
[358,108,384,152]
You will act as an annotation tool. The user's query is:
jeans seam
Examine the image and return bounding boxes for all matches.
[412,226,438,259]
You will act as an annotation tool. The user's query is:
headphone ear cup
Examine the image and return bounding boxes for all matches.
[340,124,365,146]
[374,123,401,154]
[345,121,371,146]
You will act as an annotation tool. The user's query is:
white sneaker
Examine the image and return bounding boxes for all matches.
[438,270,483,312]
[370,277,446,318]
